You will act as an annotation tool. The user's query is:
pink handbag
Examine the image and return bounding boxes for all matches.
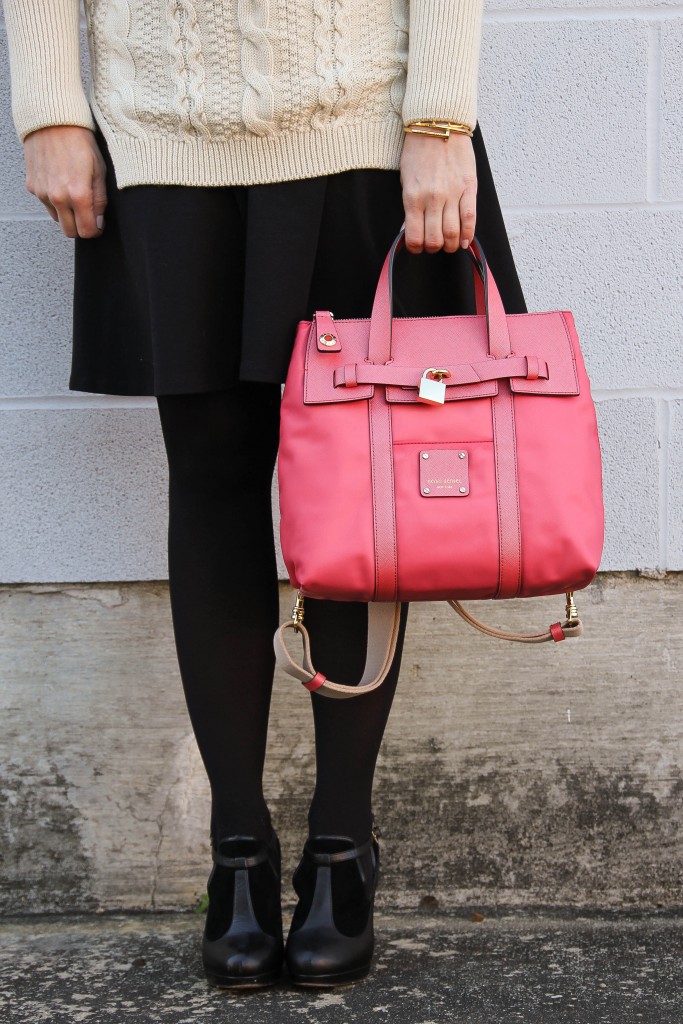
[274,226,605,698]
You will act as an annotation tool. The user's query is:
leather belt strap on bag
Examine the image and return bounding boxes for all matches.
[366,236,399,602]
[332,355,548,390]
[470,237,523,600]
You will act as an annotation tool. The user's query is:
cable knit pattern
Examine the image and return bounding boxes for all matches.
[4,0,484,188]
[238,0,278,137]
[328,0,356,123]
[167,0,211,139]
[311,0,336,129]
[199,0,229,140]
[99,0,147,139]
[133,1,161,124]
[311,1,362,128]
[389,0,409,119]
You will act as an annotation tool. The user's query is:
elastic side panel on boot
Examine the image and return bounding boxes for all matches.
[330,856,374,937]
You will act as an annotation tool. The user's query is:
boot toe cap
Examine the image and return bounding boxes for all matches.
[203,930,284,981]
[286,925,373,980]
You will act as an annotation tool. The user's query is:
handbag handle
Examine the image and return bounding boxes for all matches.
[367,223,513,365]
[388,224,486,312]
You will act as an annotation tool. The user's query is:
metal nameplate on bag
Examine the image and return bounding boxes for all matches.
[418,368,451,405]
[419,449,469,497]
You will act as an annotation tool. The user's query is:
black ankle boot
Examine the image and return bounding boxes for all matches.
[202,829,284,988]
[285,831,380,987]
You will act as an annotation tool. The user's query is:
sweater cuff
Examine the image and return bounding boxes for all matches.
[401,0,484,132]
[4,0,97,142]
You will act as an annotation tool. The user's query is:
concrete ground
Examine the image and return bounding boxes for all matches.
[0,910,680,1024]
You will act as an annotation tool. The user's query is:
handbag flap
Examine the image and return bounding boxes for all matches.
[507,312,579,395]
[303,311,580,405]
[304,320,373,404]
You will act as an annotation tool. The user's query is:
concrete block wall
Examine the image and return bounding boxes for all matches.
[2,576,681,914]
[0,2,682,580]
[478,2,683,573]
[1,4,682,914]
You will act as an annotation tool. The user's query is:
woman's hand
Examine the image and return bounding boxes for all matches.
[23,125,107,239]
[399,130,477,254]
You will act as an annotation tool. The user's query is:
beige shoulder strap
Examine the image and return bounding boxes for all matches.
[273,594,583,700]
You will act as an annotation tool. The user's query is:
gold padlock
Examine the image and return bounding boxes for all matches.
[418,368,451,406]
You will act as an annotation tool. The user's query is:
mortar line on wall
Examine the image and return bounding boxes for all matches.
[3,201,683,223]
[485,8,683,24]
[0,396,157,410]
[656,399,670,569]
[646,23,662,202]
[593,388,683,401]
[500,201,683,214]
[0,213,55,222]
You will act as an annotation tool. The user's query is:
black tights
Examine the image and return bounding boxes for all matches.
[156,383,409,848]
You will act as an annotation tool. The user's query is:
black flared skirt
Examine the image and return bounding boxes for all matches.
[71,122,527,396]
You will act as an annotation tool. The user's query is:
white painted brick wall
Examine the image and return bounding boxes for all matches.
[0,3,681,581]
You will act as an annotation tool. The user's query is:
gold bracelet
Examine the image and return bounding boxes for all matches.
[404,119,473,141]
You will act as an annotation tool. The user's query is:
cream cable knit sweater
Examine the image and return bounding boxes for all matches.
[3,1,484,188]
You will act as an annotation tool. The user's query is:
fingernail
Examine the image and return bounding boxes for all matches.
[96,215,104,230]
[461,239,469,249]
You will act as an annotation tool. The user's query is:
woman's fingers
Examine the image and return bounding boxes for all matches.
[458,178,478,250]
[406,194,464,255]
[58,181,107,237]
[399,130,477,254]
[49,187,95,239]
[24,125,107,239]
[56,158,107,239]
[52,200,79,239]
[92,151,108,230]
[442,198,462,254]
[71,172,106,238]
[423,190,450,253]
[401,186,425,253]
[42,199,60,223]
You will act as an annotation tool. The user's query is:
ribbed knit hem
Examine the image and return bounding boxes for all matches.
[95,112,407,189]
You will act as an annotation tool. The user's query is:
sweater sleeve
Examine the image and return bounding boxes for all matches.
[402,0,485,132]
[3,0,97,142]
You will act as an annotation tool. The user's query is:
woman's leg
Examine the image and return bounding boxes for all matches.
[285,599,409,987]
[156,380,409,849]
[303,599,410,844]
[156,382,282,845]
